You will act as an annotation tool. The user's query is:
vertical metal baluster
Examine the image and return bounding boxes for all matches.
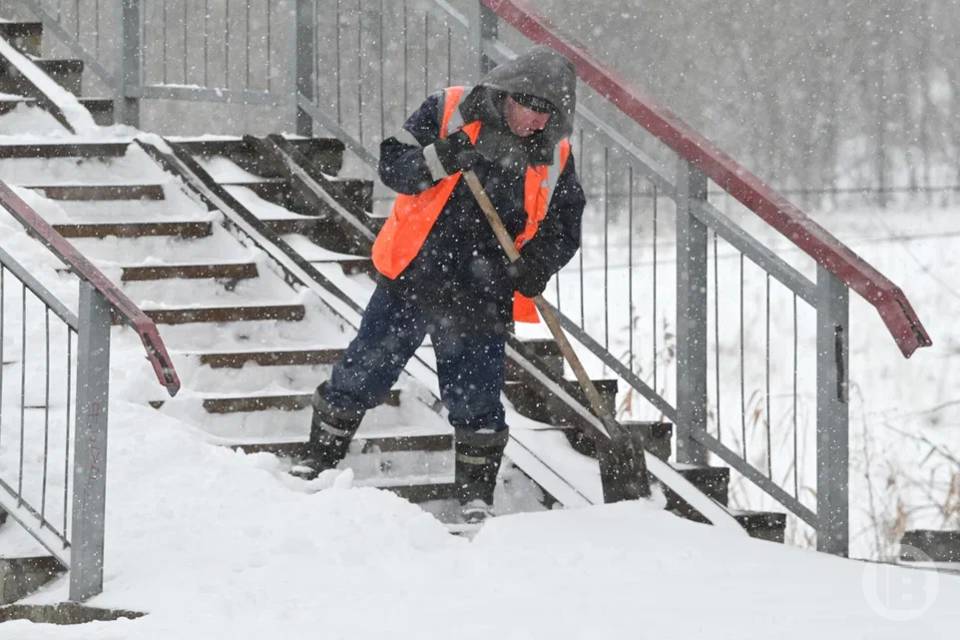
[41,308,50,524]
[578,128,585,329]
[183,0,188,84]
[335,0,342,124]
[202,0,208,86]
[423,13,429,95]
[357,0,364,144]
[162,0,168,84]
[652,182,658,393]
[224,0,230,89]
[94,0,100,55]
[740,252,746,460]
[379,0,385,142]
[765,273,772,478]
[17,284,26,504]
[628,165,634,373]
[0,267,4,449]
[402,0,408,116]
[714,229,721,440]
[244,0,250,89]
[62,330,72,539]
[793,292,799,498]
[314,0,320,109]
[603,147,609,350]
[266,0,272,92]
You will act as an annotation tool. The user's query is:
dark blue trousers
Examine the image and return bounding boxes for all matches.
[324,283,507,431]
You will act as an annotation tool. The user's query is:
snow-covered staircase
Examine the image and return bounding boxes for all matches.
[0,16,790,594]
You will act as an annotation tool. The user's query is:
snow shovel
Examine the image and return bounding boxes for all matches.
[462,170,651,502]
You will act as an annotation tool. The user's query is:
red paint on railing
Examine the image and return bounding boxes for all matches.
[483,0,932,358]
[0,180,180,396]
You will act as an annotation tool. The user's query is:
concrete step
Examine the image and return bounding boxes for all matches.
[732,510,787,543]
[0,96,113,124]
[0,140,131,159]
[0,21,43,56]
[53,220,212,239]
[505,338,564,381]
[229,177,373,215]
[901,530,960,562]
[0,556,63,605]
[0,57,83,95]
[27,183,165,200]
[183,347,346,369]
[178,137,345,177]
[504,377,618,426]
[0,137,344,165]
[120,261,258,282]
[232,431,452,457]
[115,303,306,326]
[663,464,730,523]
[309,256,375,277]
[78,97,114,126]
[383,480,457,504]
[176,388,401,414]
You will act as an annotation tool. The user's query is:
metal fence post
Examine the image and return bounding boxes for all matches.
[69,282,111,602]
[816,266,849,556]
[675,159,709,465]
[467,1,498,82]
[116,0,141,127]
[293,0,316,136]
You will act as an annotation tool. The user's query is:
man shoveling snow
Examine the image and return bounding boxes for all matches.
[293,46,586,524]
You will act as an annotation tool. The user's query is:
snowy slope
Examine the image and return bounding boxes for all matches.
[0,402,956,638]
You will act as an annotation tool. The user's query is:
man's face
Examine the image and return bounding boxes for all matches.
[504,95,551,138]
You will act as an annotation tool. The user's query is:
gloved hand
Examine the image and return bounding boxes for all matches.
[507,256,551,298]
[433,131,482,175]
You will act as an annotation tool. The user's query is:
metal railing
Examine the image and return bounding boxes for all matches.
[0,181,179,601]
[289,0,931,554]
[12,0,934,555]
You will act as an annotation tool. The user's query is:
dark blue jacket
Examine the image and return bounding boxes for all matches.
[377,91,586,334]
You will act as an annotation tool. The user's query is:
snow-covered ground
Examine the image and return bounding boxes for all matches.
[0,401,956,639]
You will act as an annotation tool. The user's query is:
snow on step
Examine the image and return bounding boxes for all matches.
[281,233,368,263]
[0,144,168,185]
[155,388,441,442]
[173,359,336,395]
[115,305,352,353]
[222,183,310,221]
[118,268,303,308]
[194,155,267,183]
[48,199,213,223]
[65,224,254,264]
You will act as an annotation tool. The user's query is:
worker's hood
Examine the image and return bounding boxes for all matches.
[459,45,576,167]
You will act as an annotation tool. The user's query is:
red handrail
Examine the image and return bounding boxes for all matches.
[483,0,932,358]
[0,180,180,395]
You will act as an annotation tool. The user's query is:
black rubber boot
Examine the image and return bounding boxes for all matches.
[454,426,509,523]
[290,383,363,480]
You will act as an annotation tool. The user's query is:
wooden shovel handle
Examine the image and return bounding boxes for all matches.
[463,170,621,440]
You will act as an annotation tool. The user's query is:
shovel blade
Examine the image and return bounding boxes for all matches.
[597,430,652,502]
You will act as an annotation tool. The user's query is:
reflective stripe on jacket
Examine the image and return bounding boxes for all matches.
[372,85,571,323]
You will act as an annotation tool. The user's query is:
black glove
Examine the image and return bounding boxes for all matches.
[433,131,482,175]
[507,257,551,298]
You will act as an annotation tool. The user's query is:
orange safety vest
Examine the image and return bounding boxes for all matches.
[372,86,571,323]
